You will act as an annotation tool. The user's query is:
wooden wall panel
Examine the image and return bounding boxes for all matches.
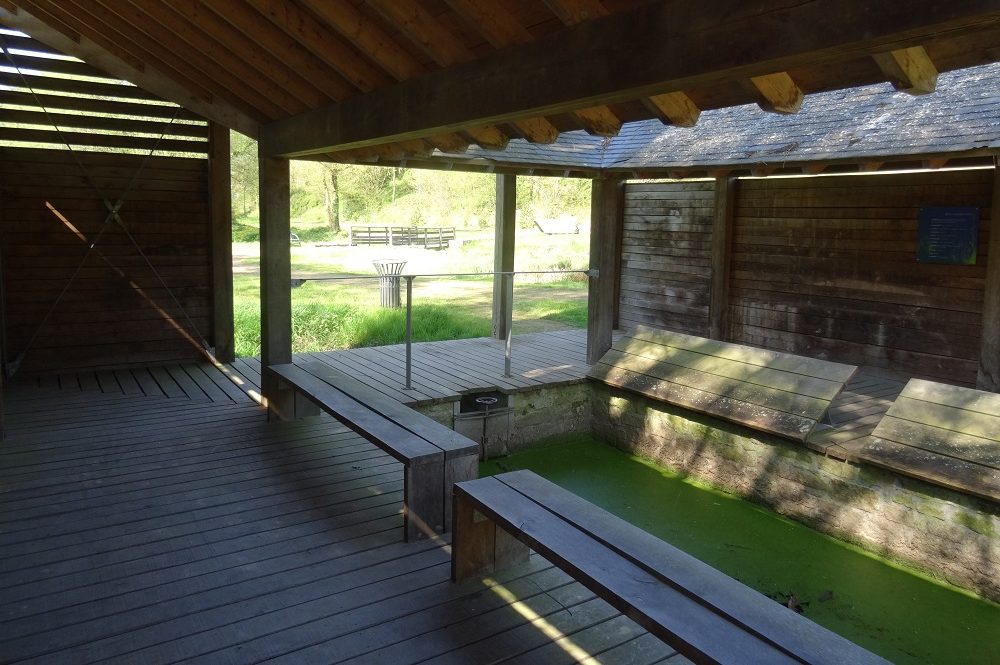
[729,170,992,386]
[618,181,714,335]
[0,148,213,374]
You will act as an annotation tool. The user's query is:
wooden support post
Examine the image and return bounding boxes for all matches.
[451,487,530,582]
[587,176,624,364]
[709,176,737,340]
[978,164,1000,392]
[492,174,516,340]
[209,123,235,363]
[259,156,295,420]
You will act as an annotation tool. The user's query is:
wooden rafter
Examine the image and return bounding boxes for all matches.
[366,0,472,67]
[873,46,938,95]
[462,126,509,150]
[750,72,804,114]
[646,91,701,127]
[512,117,560,144]
[4,1,262,133]
[299,0,423,82]
[263,1,1000,157]
[199,0,356,102]
[243,0,388,94]
[125,0,317,116]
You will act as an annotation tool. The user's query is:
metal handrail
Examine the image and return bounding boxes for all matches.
[292,269,595,389]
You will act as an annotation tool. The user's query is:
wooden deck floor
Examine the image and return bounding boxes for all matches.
[227,328,598,407]
[806,367,908,458]
[0,380,682,664]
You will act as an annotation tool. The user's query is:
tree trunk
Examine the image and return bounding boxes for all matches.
[323,167,341,234]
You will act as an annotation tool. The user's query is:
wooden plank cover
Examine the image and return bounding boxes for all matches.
[454,471,889,665]
[588,325,857,441]
[861,378,1000,501]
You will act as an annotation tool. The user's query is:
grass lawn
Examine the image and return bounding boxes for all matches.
[232,229,589,356]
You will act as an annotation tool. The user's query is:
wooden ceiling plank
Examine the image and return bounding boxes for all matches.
[463,126,509,150]
[873,45,939,94]
[646,91,701,127]
[299,0,424,82]
[512,117,560,144]
[543,0,609,25]
[0,107,208,138]
[199,0,353,102]
[126,0,319,116]
[5,3,260,134]
[261,1,1000,156]
[244,0,388,93]
[749,71,804,114]
[12,1,137,70]
[365,0,474,67]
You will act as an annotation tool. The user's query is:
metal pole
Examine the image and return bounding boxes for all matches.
[404,276,413,390]
[504,272,514,377]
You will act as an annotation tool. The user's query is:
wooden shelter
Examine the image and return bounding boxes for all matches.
[3,1,1000,414]
[3,3,1000,661]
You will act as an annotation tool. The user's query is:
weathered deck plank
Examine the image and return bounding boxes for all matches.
[0,369,660,664]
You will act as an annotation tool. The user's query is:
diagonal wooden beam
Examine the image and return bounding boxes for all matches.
[199,0,356,101]
[5,1,262,134]
[646,91,701,127]
[872,45,938,95]
[512,117,560,144]
[262,1,1000,156]
[244,0,389,94]
[463,126,509,150]
[299,0,424,82]
[749,72,803,114]
[124,0,317,115]
[366,0,472,67]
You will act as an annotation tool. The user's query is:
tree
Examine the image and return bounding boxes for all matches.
[230,131,258,217]
[321,163,341,234]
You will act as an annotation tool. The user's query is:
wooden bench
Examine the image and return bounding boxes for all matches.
[267,361,479,541]
[588,326,857,442]
[453,470,889,665]
[860,378,1000,502]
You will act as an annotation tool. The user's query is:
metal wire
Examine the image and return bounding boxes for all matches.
[1,36,210,372]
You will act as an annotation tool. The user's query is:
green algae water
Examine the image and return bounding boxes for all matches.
[481,436,1000,665]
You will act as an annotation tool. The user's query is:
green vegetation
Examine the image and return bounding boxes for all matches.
[482,436,1000,665]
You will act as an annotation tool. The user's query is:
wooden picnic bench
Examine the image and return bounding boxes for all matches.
[266,360,479,541]
[860,378,1000,502]
[588,326,858,442]
[453,470,889,665]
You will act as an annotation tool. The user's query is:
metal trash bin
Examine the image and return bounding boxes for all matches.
[373,259,407,308]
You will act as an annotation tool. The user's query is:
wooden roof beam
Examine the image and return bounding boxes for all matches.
[426,133,470,153]
[873,45,938,95]
[646,91,701,127]
[299,0,424,82]
[200,0,356,102]
[512,117,560,144]
[543,0,610,25]
[243,0,388,94]
[261,1,1000,157]
[2,2,260,135]
[749,72,804,114]
[463,126,509,150]
[123,0,318,116]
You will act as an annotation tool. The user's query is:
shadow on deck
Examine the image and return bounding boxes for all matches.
[0,356,678,664]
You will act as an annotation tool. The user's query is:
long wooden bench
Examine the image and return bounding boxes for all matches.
[588,326,857,442]
[267,361,479,541]
[453,470,889,664]
[860,378,1000,502]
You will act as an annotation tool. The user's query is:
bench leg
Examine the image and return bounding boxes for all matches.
[451,489,529,582]
[442,452,479,533]
[264,372,296,422]
[404,460,445,541]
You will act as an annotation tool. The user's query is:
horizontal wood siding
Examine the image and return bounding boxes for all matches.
[1,148,212,374]
[729,170,993,385]
[619,181,715,336]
